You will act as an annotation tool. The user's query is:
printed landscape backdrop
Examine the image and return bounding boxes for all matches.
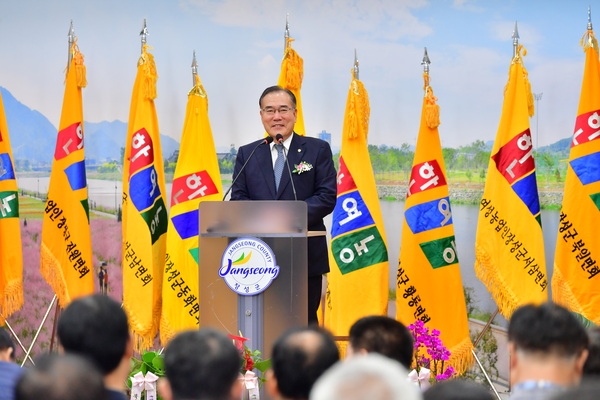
[0,0,596,159]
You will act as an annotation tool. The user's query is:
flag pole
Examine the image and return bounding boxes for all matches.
[140,18,148,54]
[284,13,290,52]
[191,50,198,86]
[353,49,359,80]
[67,20,74,70]
[3,319,35,365]
[20,295,58,366]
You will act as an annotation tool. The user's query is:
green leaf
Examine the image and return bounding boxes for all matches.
[142,351,157,364]
[253,359,271,373]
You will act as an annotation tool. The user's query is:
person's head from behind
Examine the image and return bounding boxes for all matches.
[508,302,589,386]
[0,327,16,362]
[259,85,298,141]
[15,353,104,400]
[267,326,340,400]
[310,353,421,400]
[57,294,130,375]
[583,326,600,376]
[347,315,414,369]
[160,328,242,400]
[423,379,494,400]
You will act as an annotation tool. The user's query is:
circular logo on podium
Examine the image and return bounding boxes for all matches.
[219,237,280,296]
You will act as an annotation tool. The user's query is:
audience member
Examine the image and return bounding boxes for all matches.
[423,379,494,400]
[508,302,589,400]
[347,315,414,369]
[159,328,242,400]
[582,325,600,377]
[266,326,340,400]
[15,353,105,400]
[549,379,600,400]
[310,353,421,400]
[0,328,23,400]
[57,294,132,400]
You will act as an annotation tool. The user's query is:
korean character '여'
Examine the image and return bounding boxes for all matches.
[480,198,491,210]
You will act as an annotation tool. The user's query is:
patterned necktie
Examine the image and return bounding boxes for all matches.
[274,144,285,191]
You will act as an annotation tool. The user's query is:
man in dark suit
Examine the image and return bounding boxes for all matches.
[231,85,337,324]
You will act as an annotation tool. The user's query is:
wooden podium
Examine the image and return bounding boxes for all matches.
[198,200,308,359]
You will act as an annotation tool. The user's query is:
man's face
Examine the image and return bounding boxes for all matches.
[260,91,297,141]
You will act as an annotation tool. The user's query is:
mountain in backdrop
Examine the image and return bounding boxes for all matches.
[0,86,180,166]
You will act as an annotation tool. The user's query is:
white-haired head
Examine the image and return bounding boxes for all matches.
[310,353,422,400]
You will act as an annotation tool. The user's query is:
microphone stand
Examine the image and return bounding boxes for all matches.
[222,136,273,201]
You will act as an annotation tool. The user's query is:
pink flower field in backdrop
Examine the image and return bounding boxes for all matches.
[8,218,122,364]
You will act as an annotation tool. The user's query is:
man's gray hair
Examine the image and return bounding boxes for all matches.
[310,353,422,400]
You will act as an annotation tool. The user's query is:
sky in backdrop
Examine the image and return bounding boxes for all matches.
[0,0,595,152]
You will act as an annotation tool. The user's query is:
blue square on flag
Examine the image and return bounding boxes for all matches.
[64,160,87,191]
[0,153,15,181]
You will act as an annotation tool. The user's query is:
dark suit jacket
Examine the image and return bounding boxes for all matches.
[231,133,337,276]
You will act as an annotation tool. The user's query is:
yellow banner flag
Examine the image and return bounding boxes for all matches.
[40,42,94,307]
[160,74,223,344]
[475,44,548,318]
[277,36,305,136]
[552,28,600,325]
[396,74,473,374]
[0,90,23,323]
[122,44,168,350]
[324,71,388,341]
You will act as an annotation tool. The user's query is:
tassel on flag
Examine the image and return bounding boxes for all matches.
[0,89,24,323]
[40,26,94,307]
[552,10,600,325]
[160,55,223,344]
[277,16,306,136]
[324,55,389,347]
[122,22,168,350]
[396,49,473,374]
[474,23,548,319]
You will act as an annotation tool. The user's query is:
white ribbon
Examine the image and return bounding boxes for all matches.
[407,368,431,391]
[239,371,260,400]
[130,371,159,400]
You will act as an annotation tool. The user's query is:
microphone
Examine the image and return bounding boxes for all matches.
[276,134,298,201]
[222,136,274,201]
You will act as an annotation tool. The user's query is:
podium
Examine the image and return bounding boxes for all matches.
[198,200,308,359]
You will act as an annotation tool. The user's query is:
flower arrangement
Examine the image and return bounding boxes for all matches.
[408,320,455,386]
[292,161,313,174]
[228,333,271,377]
[128,350,165,400]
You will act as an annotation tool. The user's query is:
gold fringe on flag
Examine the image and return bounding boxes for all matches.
[345,76,370,140]
[581,29,600,53]
[139,44,158,100]
[475,246,521,317]
[40,243,70,307]
[509,45,534,118]
[0,279,23,325]
[423,73,440,129]
[281,37,303,91]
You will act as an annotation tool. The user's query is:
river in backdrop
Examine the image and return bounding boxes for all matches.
[20,177,560,326]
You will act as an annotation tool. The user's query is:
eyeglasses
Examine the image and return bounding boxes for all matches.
[261,106,295,116]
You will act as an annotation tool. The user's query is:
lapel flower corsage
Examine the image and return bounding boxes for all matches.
[293,161,313,174]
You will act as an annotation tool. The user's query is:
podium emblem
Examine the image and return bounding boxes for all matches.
[219,237,280,296]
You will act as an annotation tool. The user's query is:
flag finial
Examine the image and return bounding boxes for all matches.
[140,19,148,53]
[284,14,290,51]
[588,6,593,30]
[422,47,430,74]
[67,20,75,68]
[353,49,359,80]
[512,21,519,58]
[191,51,198,86]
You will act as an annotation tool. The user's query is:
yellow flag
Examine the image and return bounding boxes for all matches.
[122,44,168,350]
[552,29,600,324]
[396,75,473,374]
[475,45,548,319]
[0,90,23,324]
[324,71,388,342]
[277,36,305,136]
[40,42,94,307]
[160,74,223,344]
